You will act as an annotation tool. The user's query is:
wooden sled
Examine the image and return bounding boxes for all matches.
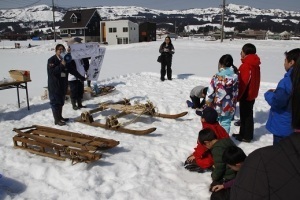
[85,85,116,97]
[12,125,119,164]
[76,99,188,135]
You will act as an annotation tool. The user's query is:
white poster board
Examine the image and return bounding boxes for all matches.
[70,43,106,81]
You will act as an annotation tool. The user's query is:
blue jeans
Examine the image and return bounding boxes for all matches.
[219,115,232,134]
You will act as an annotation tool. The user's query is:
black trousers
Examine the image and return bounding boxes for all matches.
[161,57,172,79]
[239,99,255,140]
[190,96,205,109]
[210,188,230,200]
[69,80,84,100]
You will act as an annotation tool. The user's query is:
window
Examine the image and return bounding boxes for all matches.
[117,38,122,44]
[61,30,68,34]
[123,38,128,44]
[123,27,128,32]
[109,27,117,33]
[70,29,76,34]
[71,17,77,23]
[79,29,82,34]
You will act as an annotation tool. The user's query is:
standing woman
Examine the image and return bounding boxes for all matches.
[159,36,175,81]
[47,44,69,126]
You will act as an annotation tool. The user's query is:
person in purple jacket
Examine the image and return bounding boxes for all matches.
[210,146,246,200]
[264,48,300,145]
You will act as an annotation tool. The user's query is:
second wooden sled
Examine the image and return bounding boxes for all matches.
[75,99,188,135]
[13,125,119,164]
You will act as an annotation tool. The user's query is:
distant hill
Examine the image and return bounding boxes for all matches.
[0,4,299,35]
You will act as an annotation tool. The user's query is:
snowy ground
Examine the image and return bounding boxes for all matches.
[0,38,299,200]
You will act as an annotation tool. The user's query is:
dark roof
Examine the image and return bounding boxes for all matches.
[60,8,99,29]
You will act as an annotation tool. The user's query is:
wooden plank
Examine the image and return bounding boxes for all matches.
[13,136,101,161]
[14,146,66,161]
[76,119,156,135]
[32,130,109,148]
[30,131,99,151]
[33,125,119,147]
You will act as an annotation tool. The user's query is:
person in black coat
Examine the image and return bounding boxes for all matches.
[159,36,175,81]
[230,58,300,200]
[47,44,69,126]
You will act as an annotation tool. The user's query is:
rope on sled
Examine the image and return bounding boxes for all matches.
[106,101,157,128]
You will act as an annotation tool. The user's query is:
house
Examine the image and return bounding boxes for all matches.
[59,8,101,43]
[235,29,267,40]
[266,30,281,40]
[280,31,291,40]
[100,20,139,45]
[139,22,156,42]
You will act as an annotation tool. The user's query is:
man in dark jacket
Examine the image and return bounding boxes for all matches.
[230,57,300,200]
[47,44,69,126]
[230,133,300,200]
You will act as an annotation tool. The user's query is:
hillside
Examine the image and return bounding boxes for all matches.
[0,4,299,34]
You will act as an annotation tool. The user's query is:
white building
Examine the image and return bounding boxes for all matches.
[100,20,139,45]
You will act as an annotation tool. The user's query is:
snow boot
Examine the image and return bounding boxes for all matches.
[52,108,66,126]
[186,100,194,108]
[77,99,86,109]
[59,106,69,122]
[71,99,78,110]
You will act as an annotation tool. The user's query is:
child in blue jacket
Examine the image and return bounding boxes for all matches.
[264,48,300,145]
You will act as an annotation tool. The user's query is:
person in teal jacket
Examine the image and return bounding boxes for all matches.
[206,54,238,133]
[265,48,300,145]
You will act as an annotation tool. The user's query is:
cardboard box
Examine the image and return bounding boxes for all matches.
[9,70,31,81]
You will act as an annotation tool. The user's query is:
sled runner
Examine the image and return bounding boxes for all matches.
[75,98,188,135]
[12,125,119,164]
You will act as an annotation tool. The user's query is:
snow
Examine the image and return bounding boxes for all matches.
[1,38,300,199]
[1,3,300,22]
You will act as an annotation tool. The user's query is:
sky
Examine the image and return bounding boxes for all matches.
[0,0,299,11]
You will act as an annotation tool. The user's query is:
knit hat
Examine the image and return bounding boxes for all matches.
[200,107,218,124]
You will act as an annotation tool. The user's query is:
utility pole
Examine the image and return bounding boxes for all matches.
[52,0,56,42]
[221,0,225,42]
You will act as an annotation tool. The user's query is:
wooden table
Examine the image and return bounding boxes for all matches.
[0,80,31,110]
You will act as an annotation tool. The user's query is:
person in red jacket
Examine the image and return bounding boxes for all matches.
[233,43,261,142]
[184,107,229,172]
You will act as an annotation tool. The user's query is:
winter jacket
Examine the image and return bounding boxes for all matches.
[211,138,236,182]
[47,55,68,98]
[193,122,229,169]
[67,59,86,82]
[190,86,205,98]
[159,42,174,65]
[265,67,293,137]
[230,132,300,200]
[206,67,238,117]
[237,54,261,101]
